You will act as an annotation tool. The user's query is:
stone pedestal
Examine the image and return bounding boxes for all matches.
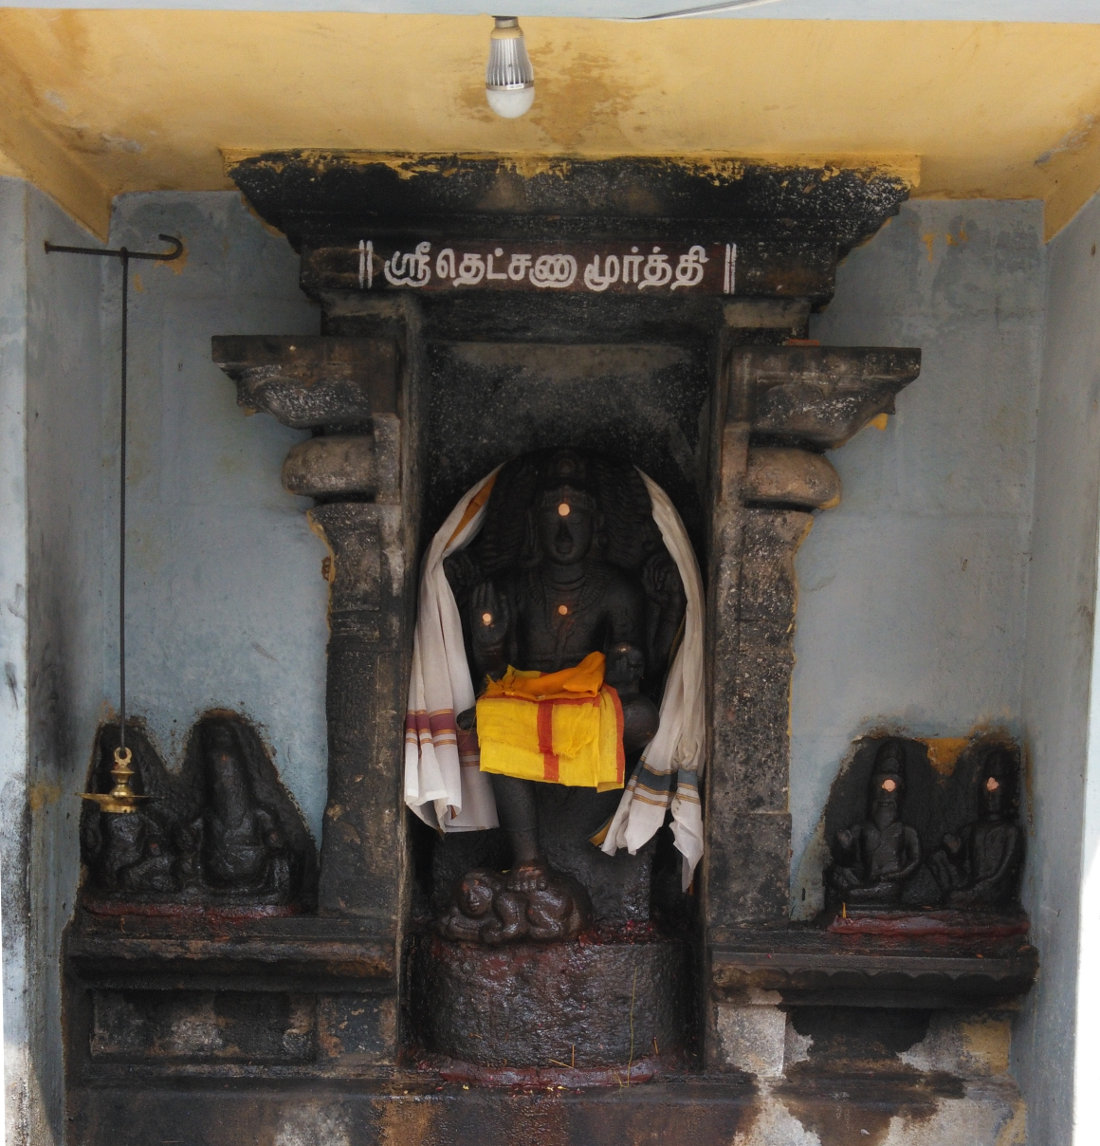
[411,935,692,1073]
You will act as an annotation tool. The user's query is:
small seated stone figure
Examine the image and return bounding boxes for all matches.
[198,718,292,897]
[829,739,922,908]
[439,867,591,945]
[89,807,178,895]
[81,729,181,897]
[931,746,1023,910]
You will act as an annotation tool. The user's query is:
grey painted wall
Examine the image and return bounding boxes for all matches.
[1,177,36,1146]
[1015,190,1100,1146]
[108,193,327,838]
[792,200,1045,917]
[25,180,114,1146]
[1,179,109,1145]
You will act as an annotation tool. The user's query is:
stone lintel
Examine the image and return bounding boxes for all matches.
[727,344,921,447]
[226,153,911,254]
[212,334,400,429]
[301,238,837,305]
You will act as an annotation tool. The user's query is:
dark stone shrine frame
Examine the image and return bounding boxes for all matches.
[64,155,1033,1145]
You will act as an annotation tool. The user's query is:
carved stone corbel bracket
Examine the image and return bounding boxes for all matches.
[743,447,841,510]
[728,344,920,449]
[214,334,399,430]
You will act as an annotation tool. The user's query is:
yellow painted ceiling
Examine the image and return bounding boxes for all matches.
[1,11,1099,239]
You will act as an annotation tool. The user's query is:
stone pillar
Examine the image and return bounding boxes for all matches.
[704,341,920,1066]
[213,329,418,926]
[708,495,813,928]
[309,498,406,919]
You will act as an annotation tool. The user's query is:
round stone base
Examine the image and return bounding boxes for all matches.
[410,932,693,1069]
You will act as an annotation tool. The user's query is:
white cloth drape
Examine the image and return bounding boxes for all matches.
[597,472,706,889]
[403,470,499,831]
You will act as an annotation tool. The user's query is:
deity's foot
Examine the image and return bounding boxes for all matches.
[841,881,905,909]
[505,859,553,895]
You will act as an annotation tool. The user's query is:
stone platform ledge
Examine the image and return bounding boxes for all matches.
[67,1072,1024,1146]
[66,912,396,986]
[709,925,1037,1009]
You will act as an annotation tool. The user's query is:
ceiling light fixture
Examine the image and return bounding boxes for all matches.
[486,16,534,119]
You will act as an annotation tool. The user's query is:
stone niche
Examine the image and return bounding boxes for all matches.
[65,155,1035,1146]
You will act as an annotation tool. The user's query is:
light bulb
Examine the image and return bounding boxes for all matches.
[486,16,534,119]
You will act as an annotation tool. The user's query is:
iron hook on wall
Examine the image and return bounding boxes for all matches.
[44,232,184,263]
[45,232,184,812]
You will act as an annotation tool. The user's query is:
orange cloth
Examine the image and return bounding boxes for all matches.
[445,473,497,547]
[476,652,625,790]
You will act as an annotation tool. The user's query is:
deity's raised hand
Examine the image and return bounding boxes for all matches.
[471,581,510,654]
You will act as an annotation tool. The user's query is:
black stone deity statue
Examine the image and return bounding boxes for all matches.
[828,738,922,908]
[81,725,183,898]
[441,449,686,940]
[931,745,1024,910]
[196,717,295,896]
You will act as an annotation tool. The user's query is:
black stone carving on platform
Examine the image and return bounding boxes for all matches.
[822,734,1027,925]
[930,745,1024,910]
[80,714,317,911]
[438,866,591,945]
[827,738,922,908]
[439,448,686,940]
[194,716,304,898]
[80,726,180,897]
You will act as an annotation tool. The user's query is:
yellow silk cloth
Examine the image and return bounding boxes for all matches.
[476,652,626,790]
